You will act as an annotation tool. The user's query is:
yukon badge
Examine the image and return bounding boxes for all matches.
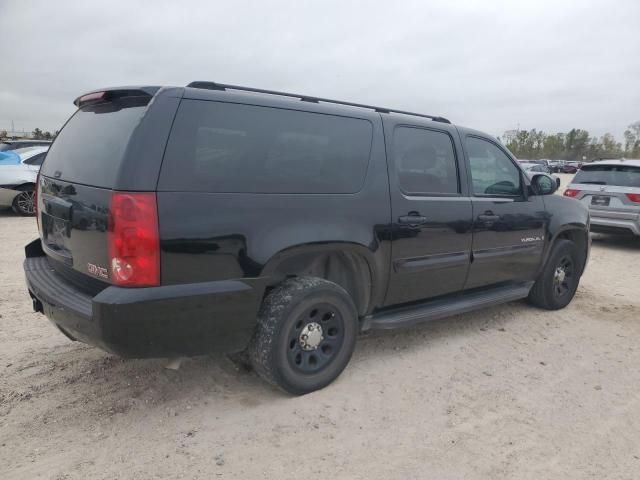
[87,262,109,279]
[521,235,544,243]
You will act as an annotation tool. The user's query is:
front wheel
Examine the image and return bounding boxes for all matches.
[528,239,582,310]
[249,277,358,395]
[12,187,36,216]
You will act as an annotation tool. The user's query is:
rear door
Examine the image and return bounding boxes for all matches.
[383,119,473,306]
[461,134,547,289]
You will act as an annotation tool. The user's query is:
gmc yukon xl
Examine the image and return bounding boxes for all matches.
[24,82,590,394]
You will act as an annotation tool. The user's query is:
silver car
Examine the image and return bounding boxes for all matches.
[564,159,640,236]
[0,146,48,215]
[520,162,561,188]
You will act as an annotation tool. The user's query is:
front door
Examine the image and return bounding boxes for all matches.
[462,135,547,289]
[384,123,473,306]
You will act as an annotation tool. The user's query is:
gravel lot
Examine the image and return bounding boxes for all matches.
[2,174,640,479]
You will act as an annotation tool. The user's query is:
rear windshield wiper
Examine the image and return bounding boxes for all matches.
[579,181,607,185]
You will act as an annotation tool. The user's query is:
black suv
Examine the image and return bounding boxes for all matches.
[24,82,590,394]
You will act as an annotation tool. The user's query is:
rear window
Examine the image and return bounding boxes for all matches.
[158,100,373,193]
[40,97,149,187]
[573,165,640,187]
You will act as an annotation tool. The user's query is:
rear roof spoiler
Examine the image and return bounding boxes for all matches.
[74,86,161,107]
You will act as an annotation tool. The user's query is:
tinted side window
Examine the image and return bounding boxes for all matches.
[466,137,522,196]
[393,127,459,194]
[159,100,373,193]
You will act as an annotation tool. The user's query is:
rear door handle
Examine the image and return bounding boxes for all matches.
[478,213,500,222]
[398,214,428,225]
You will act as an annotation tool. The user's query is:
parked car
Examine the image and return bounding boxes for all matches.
[0,146,48,215]
[564,159,640,236]
[520,162,561,188]
[561,162,580,174]
[24,83,590,394]
[0,139,52,152]
[548,160,566,173]
[520,162,550,174]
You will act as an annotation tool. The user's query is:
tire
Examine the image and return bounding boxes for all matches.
[249,277,358,395]
[528,239,581,310]
[11,186,36,216]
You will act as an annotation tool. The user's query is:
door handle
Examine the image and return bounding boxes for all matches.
[398,214,428,225]
[478,211,500,222]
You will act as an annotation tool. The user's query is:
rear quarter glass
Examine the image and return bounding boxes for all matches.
[158,100,373,194]
[40,96,150,188]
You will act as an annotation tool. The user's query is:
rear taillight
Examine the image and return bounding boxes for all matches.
[108,192,160,287]
[563,188,581,198]
[75,91,106,107]
[626,193,640,203]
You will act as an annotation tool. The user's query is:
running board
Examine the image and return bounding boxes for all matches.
[362,282,534,331]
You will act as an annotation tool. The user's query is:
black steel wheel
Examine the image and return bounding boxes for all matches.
[528,239,582,310]
[249,277,358,395]
[552,255,574,298]
[286,303,345,374]
[12,187,36,216]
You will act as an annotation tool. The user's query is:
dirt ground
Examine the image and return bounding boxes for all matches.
[2,174,640,479]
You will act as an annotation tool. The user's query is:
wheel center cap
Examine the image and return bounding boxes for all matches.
[555,267,566,283]
[299,322,323,351]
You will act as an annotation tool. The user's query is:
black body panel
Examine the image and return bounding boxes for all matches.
[157,92,393,313]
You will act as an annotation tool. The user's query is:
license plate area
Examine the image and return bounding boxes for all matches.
[591,195,610,207]
[41,212,72,260]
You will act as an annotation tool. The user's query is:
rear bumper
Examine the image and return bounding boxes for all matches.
[24,240,265,357]
[589,211,640,236]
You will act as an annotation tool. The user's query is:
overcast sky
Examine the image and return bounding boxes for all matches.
[1,0,638,140]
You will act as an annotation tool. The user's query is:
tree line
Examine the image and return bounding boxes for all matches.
[499,121,640,161]
[3,123,640,161]
[0,128,58,141]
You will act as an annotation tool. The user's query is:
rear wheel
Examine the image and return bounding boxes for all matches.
[249,277,358,395]
[528,239,581,310]
[12,186,36,216]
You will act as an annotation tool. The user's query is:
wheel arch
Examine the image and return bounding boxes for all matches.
[542,226,589,276]
[15,182,36,191]
[261,243,377,317]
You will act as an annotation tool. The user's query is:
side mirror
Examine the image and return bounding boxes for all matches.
[531,173,558,195]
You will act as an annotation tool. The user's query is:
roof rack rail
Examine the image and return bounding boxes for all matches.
[186,81,451,124]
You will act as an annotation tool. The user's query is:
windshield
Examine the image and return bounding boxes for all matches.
[573,165,640,187]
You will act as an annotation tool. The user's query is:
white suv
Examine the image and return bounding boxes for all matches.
[564,159,640,236]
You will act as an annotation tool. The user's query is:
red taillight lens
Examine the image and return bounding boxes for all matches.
[108,192,160,287]
[75,91,106,107]
[626,193,640,203]
[564,188,581,198]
